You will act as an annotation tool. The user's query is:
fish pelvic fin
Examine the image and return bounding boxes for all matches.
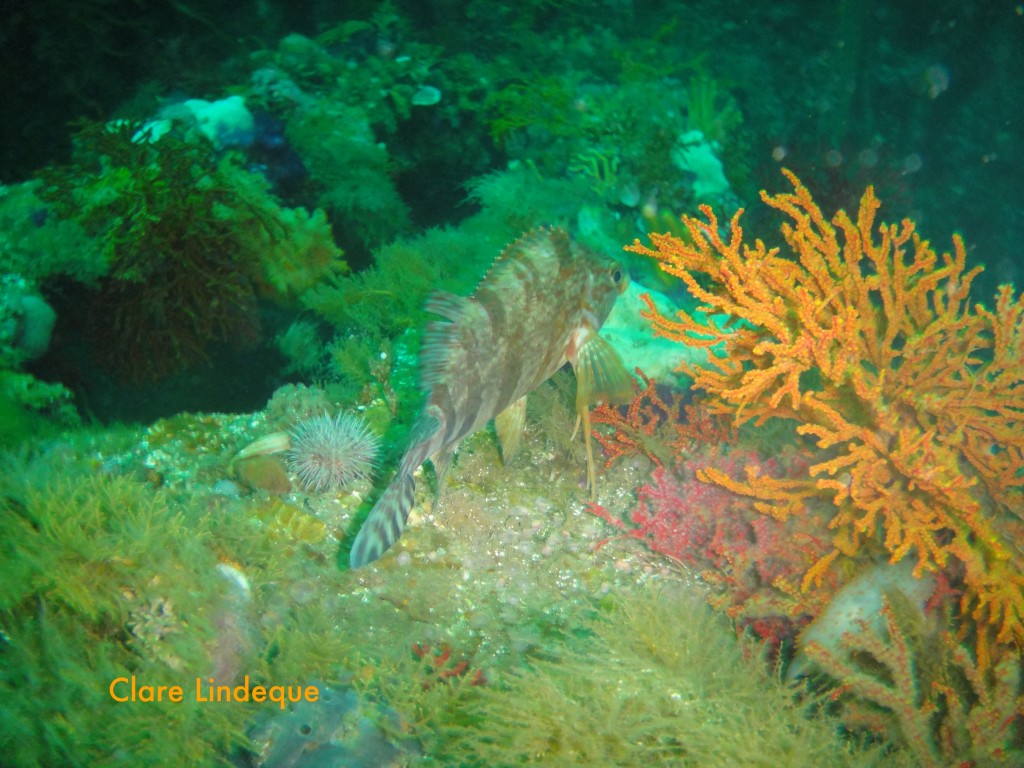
[349,472,416,568]
[494,396,528,464]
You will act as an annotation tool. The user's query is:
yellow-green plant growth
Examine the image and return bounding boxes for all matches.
[0,471,248,765]
[386,586,915,767]
[0,457,355,766]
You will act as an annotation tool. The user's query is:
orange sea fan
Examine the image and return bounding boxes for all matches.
[626,169,1024,665]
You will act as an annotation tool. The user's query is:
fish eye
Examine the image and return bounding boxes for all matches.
[611,267,623,283]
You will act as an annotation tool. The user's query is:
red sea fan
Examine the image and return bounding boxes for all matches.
[590,449,835,649]
[590,464,716,565]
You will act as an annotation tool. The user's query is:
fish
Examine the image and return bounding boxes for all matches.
[349,227,633,568]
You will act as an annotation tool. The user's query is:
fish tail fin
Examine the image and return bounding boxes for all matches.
[349,472,416,568]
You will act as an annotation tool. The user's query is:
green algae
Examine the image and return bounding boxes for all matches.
[430,587,914,768]
[0,469,248,765]
[0,454,355,766]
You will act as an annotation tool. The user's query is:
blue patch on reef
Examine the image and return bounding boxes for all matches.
[247,111,309,200]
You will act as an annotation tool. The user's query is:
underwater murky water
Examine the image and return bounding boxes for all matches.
[1,1,1022,766]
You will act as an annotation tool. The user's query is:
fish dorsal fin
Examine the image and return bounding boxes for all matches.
[473,227,571,295]
[420,290,474,391]
[419,228,571,392]
[424,290,468,323]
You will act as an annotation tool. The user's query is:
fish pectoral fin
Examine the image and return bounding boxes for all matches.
[572,335,633,501]
[573,334,634,414]
[494,396,528,464]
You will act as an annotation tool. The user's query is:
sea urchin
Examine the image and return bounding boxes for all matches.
[287,412,381,492]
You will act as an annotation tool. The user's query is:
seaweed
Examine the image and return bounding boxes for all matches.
[0,451,358,767]
[0,469,249,765]
[37,120,343,381]
[376,586,913,767]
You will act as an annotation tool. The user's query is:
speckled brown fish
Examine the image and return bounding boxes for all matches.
[349,227,631,568]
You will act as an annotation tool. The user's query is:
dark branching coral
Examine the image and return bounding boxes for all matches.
[40,121,257,380]
[39,120,342,381]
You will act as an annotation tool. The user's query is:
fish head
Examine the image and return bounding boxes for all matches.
[571,239,630,332]
[565,240,634,415]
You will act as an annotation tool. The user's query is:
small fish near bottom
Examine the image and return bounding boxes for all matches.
[349,227,633,568]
